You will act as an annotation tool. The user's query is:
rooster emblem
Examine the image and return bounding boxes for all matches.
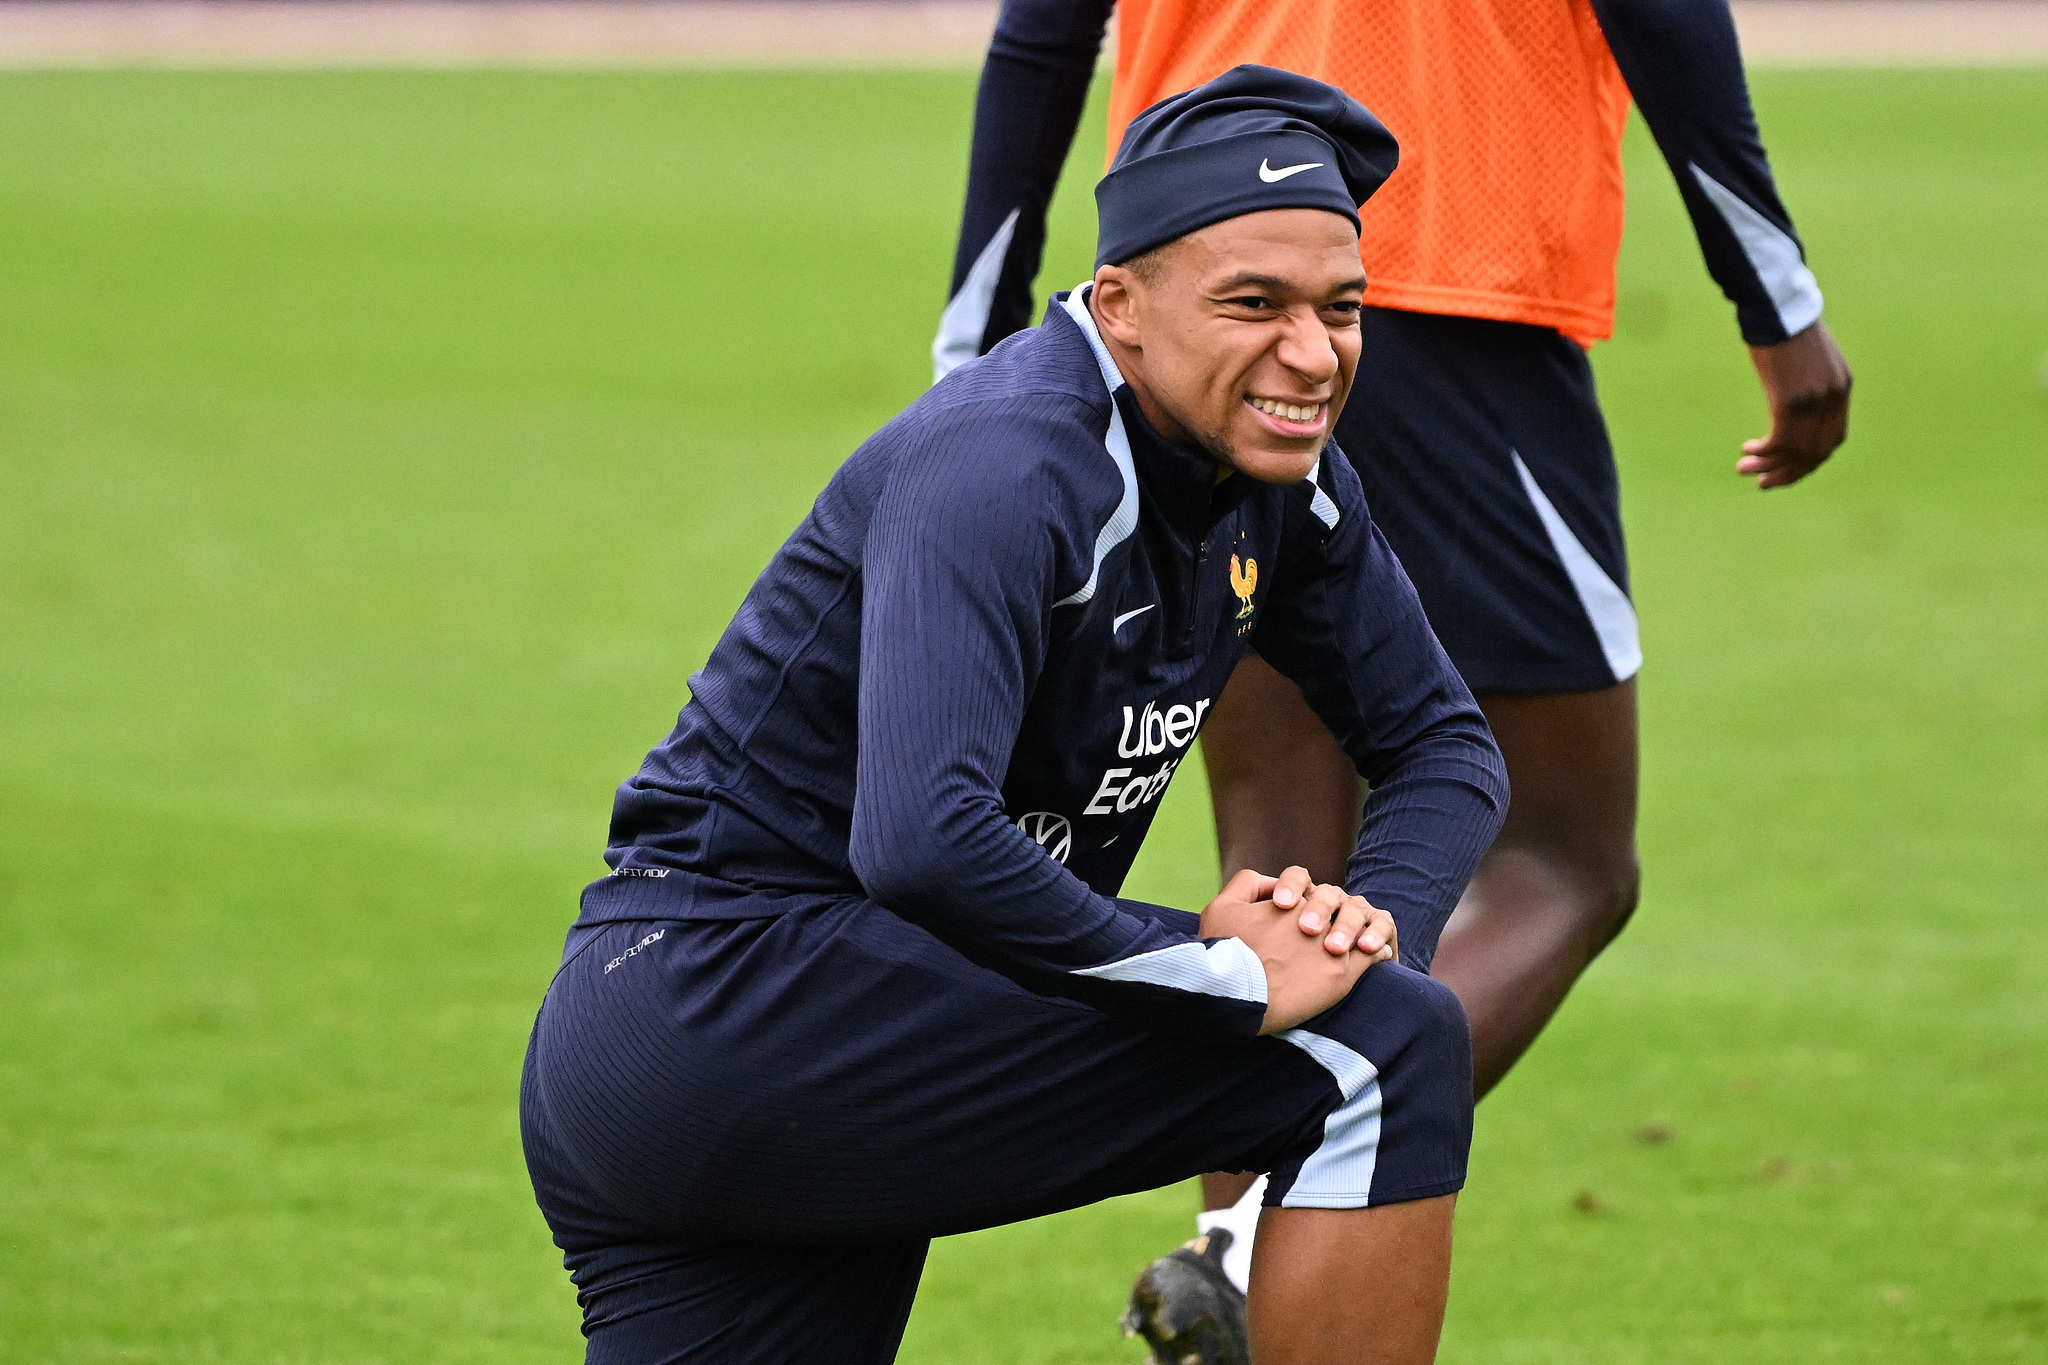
[1229,553,1258,619]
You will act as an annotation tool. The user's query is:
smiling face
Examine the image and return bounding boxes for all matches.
[1088,208,1366,485]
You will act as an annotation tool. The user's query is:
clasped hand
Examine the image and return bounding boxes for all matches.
[1199,866,1397,1036]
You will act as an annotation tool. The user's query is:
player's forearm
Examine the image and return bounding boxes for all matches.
[936,0,1109,377]
[1589,0,1822,345]
[1255,502,1509,971]
[1344,733,1509,973]
[850,788,1140,970]
[850,793,1270,1040]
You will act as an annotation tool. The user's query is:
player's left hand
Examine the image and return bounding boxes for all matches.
[1741,318,1852,490]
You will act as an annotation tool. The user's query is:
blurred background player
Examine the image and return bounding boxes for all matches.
[936,0,1854,1347]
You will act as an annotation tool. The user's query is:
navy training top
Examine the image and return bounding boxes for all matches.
[580,288,1509,1042]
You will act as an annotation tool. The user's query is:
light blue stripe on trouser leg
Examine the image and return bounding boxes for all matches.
[1274,1028,1384,1207]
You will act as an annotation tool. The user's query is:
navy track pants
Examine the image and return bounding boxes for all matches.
[521,897,1471,1362]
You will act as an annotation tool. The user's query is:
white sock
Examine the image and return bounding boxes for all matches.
[1193,1174,1265,1293]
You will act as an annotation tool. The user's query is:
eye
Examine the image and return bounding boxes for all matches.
[1225,295,1274,311]
[1322,300,1363,322]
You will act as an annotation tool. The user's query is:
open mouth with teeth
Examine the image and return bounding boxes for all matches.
[1246,396,1327,431]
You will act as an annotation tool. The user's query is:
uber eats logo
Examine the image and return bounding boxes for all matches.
[1117,699,1210,758]
[1086,696,1213,817]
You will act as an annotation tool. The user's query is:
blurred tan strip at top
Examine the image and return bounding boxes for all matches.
[1,0,2046,70]
[1738,1,2048,66]
[0,1,1004,70]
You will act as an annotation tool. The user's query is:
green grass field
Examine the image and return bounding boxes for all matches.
[1,66,2043,1363]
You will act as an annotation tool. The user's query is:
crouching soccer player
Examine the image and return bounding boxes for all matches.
[520,67,1507,1365]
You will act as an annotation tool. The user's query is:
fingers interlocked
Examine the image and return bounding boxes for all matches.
[1212,864,1399,965]
[1265,864,1397,963]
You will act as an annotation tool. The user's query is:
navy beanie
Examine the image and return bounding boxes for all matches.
[1095,65,1400,268]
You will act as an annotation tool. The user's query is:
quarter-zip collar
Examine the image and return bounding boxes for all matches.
[1059,282,1256,546]
[1115,389,1257,546]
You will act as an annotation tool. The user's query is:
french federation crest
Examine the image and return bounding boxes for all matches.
[1229,553,1258,619]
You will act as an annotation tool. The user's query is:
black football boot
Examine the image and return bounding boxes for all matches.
[1119,1229,1250,1365]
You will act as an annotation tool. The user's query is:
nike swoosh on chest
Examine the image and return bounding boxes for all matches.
[1112,604,1156,632]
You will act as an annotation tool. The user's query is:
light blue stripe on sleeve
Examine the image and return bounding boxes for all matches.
[1690,165,1824,338]
[931,208,1020,383]
[1071,937,1268,1004]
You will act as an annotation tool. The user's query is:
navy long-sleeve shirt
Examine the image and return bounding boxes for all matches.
[585,288,1508,1041]
[936,0,1822,377]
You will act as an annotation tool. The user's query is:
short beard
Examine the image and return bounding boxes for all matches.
[1188,419,1328,483]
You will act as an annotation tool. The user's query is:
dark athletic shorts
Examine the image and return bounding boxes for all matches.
[522,898,1473,1364]
[1336,307,1641,695]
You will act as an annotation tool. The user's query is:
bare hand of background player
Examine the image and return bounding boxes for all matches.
[1201,867,1395,1034]
[1742,318,1852,489]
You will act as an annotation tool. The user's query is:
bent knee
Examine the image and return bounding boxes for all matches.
[1384,964,1472,1083]
[1374,960,1468,1026]
[1374,962,1468,1039]
[1330,962,1472,1093]
[1270,964,1473,1209]
[1594,851,1643,952]
[1483,838,1642,956]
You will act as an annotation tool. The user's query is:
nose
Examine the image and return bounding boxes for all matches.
[1274,306,1339,386]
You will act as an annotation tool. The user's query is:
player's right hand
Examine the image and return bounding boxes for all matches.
[1741,318,1852,489]
[1245,864,1397,960]
[1201,868,1387,1034]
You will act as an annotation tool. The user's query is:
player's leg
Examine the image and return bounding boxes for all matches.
[1243,950,1471,1365]
[1431,680,1639,1094]
[1133,953,1474,1365]
[1128,922,1474,1362]
[1250,1196,1456,1365]
[1134,1195,1457,1365]
[521,1015,933,1365]
[1201,672,1640,1099]
[1342,308,1643,1096]
[568,1236,929,1365]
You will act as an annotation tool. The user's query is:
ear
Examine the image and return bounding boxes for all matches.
[1090,265,1144,350]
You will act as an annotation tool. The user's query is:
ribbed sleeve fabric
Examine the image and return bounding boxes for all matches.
[1254,454,1511,973]
[852,397,1266,1040]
